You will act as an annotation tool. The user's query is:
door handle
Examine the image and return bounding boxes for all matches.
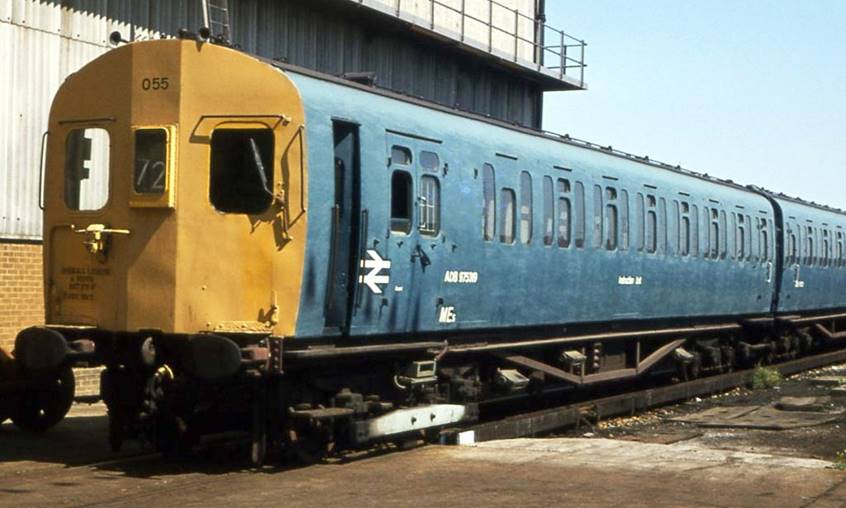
[765,261,773,283]
[325,205,341,312]
[412,244,431,267]
[70,223,130,256]
[354,209,369,308]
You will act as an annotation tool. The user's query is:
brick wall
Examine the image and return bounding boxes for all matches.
[0,241,100,397]
[0,241,44,352]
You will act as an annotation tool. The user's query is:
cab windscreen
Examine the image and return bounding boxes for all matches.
[209,129,275,214]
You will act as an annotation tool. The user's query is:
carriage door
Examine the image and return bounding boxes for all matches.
[381,132,443,332]
[324,121,361,334]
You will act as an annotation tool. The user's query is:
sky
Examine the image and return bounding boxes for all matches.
[542,1,846,209]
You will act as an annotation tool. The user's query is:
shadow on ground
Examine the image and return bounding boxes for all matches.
[0,406,412,482]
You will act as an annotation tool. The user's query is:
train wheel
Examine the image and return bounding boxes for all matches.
[686,353,702,380]
[286,419,333,465]
[12,366,75,432]
[721,346,736,373]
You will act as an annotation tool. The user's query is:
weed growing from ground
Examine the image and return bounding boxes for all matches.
[751,366,783,390]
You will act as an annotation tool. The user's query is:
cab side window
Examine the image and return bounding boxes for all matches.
[209,129,274,214]
[134,129,167,195]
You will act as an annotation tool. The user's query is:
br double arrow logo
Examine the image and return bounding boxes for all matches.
[359,249,391,294]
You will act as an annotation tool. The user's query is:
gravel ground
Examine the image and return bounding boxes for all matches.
[559,363,846,462]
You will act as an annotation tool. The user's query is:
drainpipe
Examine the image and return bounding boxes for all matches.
[535,0,546,66]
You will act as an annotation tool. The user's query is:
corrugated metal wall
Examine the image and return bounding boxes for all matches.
[0,0,542,240]
[358,0,538,63]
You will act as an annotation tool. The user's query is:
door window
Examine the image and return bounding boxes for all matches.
[500,188,516,244]
[420,151,439,173]
[64,127,110,211]
[391,171,413,234]
[543,176,554,246]
[519,171,533,244]
[482,164,496,241]
[419,175,440,236]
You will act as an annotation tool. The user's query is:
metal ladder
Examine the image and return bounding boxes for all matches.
[201,0,231,43]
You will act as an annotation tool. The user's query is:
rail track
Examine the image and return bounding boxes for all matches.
[3,346,845,486]
[441,347,846,444]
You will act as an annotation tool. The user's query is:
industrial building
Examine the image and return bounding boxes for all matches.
[0,0,586,359]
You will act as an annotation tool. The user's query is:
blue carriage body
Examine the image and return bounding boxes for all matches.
[775,196,846,313]
[287,70,806,339]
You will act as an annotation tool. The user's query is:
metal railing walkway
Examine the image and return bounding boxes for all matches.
[349,0,587,89]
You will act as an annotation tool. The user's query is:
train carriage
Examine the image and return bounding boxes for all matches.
[6,38,846,461]
[293,70,779,337]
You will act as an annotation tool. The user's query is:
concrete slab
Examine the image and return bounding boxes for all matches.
[776,396,834,411]
[671,405,843,429]
[812,376,846,387]
[462,438,833,471]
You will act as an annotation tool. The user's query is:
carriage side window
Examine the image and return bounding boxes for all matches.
[729,213,737,260]
[646,195,657,254]
[785,226,792,264]
[708,208,720,259]
[621,190,630,251]
[390,171,413,234]
[604,187,618,251]
[768,219,774,262]
[482,164,496,241]
[736,214,746,261]
[833,232,837,267]
[658,198,668,255]
[787,229,797,264]
[745,214,753,262]
[574,182,586,248]
[558,179,571,248]
[543,176,554,246]
[636,193,645,252]
[822,229,831,266]
[690,205,699,257]
[593,185,603,249]
[805,226,815,265]
[134,129,167,195]
[210,129,274,214]
[837,231,845,267]
[829,230,835,267]
[419,175,440,236]
[670,199,681,255]
[679,202,691,257]
[719,210,728,259]
[64,127,110,211]
[759,218,770,262]
[500,188,516,244]
[419,151,439,173]
[392,145,412,166]
[519,172,533,244]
